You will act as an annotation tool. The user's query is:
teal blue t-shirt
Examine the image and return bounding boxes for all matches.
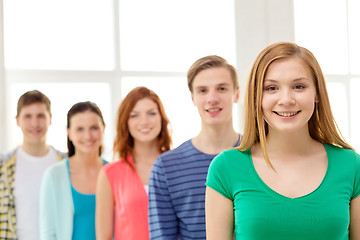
[206,144,360,240]
[66,159,107,240]
[71,186,96,240]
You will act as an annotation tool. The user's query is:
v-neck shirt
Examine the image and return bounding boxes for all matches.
[206,144,360,240]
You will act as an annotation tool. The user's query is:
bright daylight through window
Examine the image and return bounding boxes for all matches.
[2,0,237,155]
[294,0,360,151]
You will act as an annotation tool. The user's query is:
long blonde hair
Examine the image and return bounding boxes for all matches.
[237,42,353,169]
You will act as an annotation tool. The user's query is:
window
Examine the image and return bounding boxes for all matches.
[3,0,115,70]
[294,0,360,151]
[119,0,236,72]
[2,0,237,158]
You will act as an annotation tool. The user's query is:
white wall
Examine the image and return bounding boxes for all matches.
[0,0,5,152]
[235,0,295,133]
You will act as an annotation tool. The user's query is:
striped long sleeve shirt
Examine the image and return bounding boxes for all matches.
[149,138,241,239]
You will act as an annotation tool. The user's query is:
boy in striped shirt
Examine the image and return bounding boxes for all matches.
[149,55,242,239]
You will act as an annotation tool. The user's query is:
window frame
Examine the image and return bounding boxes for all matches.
[0,0,301,153]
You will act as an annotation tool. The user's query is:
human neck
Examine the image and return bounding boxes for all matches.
[265,130,319,158]
[192,123,239,155]
[21,141,49,157]
[132,141,160,164]
[70,151,102,168]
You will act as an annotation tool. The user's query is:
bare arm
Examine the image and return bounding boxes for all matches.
[205,186,234,240]
[350,195,360,240]
[96,169,115,240]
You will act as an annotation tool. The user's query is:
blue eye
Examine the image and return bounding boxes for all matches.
[130,114,138,118]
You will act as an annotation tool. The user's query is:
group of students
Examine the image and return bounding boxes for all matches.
[0,41,359,240]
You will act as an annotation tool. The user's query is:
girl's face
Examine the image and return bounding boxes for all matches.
[261,57,318,135]
[127,98,162,145]
[67,111,105,155]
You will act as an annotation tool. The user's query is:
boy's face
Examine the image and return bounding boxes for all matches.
[191,67,239,127]
[16,103,52,145]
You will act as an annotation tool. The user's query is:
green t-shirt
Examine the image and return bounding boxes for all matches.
[206,144,360,240]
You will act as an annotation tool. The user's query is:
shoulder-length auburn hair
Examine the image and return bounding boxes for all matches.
[113,86,172,167]
[237,42,353,169]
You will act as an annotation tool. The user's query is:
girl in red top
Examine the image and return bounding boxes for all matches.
[96,86,172,240]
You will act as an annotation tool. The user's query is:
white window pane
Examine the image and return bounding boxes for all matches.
[121,77,240,147]
[3,0,115,70]
[326,82,349,140]
[119,0,236,72]
[350,79,360,151]
[8,83,113,160]
[349,0,360,74]
[294,0,348,74]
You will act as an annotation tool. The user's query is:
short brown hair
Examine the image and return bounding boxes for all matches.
[113,86,172,168]
[187,55,239,92]
[17,90,51,117]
